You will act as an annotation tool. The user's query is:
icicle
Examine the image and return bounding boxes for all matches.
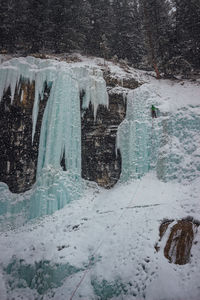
[76,67,109,120]
[0,69,7,102]
[122,91,127,103]
[20,89,24,103]
[9,70,19,103]
[32,72,47,142]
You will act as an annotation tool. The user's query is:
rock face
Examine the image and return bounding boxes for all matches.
[0,79,50,193]
[81,91,126,188]
[0,67,139,193]
[103,70,140,90]
[157,219,199,265]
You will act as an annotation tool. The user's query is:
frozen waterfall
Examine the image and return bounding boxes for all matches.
[117,83,200,183]
[1,57,200,226]
[117,84,160,181]
[0,57,108,221]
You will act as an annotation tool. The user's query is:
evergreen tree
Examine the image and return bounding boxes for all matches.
[174,0,200,69]
[49,0,91,53]
[75,0,92,52]
[140,0,172,75]
[24,0,46,52]
[0,0,16,52]
[111,0,145,65]
[0,0,199,74]
[87,0,114,57]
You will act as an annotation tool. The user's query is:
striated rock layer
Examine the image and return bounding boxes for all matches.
[81,91,127,188]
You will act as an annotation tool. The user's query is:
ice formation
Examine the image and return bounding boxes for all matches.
[0,57,108,141]
[0,57,108,220]
[117,85,160,181]
[117,83,200,183]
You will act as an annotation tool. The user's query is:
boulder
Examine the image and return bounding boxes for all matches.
[157,219,199,265]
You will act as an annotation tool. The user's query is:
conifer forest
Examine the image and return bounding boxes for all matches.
[0,0,200,74]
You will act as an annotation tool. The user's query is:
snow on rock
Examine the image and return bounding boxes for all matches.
[156,219,199,265]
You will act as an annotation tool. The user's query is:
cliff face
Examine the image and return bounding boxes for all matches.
[0,79,50,193]
[0,63,139,193]
[81,91,126,188]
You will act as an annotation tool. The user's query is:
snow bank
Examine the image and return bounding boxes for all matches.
[0,174,199,299]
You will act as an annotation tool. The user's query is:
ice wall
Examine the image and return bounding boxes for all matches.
[156,107,200,182]
[117,84,200,183]
[117,85,160,181]
[0,57,108,220]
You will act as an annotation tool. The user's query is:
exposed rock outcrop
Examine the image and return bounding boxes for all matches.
[0,79,50,193]
[156,219,199,265]
[103,71,140,90]
[81,91,126,188]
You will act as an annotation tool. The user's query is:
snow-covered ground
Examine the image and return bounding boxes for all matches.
[0,55,200,299]
[0,174,200,299]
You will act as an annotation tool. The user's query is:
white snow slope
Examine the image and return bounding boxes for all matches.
[0,55,200,300]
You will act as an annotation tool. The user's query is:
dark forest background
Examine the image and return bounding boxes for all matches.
[0,0,200,74]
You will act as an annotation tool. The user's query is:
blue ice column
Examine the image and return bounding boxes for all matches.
[29,71,83,218]
[117,85,157,181]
